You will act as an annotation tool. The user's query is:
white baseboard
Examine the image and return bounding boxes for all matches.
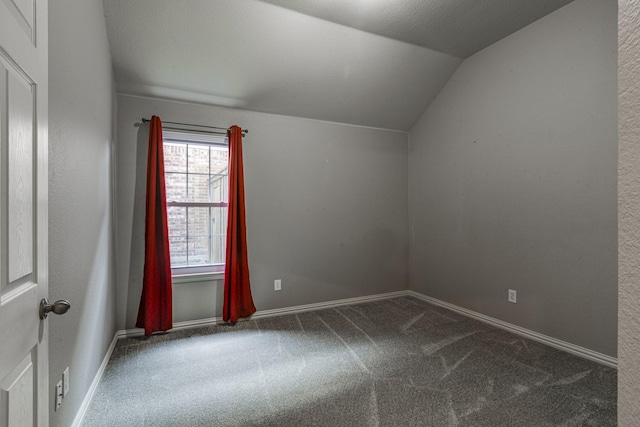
[251,290,408,319]
[407,291,617,369]
[117,289,618,367]
[70,333,119,427]
[117,290,409,338]
[116,316,223,338]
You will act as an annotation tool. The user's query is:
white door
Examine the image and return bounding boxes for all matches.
[0,0,50,425]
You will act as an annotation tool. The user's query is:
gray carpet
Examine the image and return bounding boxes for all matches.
[81,297,616,426]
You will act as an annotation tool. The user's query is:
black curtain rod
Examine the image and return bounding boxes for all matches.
[141,118,248,137]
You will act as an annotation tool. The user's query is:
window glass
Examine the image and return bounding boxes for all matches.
[163,130,228,274]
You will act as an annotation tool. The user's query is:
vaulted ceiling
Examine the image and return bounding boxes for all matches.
[103,0,575,131]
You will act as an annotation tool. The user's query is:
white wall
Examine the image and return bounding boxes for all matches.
[116,95,409,330]
[618,0,640,423]
[48,0,116,425]
[409,0,617,356]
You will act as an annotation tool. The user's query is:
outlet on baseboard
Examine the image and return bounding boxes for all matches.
[508,289,517,303]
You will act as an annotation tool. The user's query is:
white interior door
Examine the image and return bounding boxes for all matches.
[0,0,49,425]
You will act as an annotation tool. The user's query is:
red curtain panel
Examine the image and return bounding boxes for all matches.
[223,125,257,322]
[136,115,173,335]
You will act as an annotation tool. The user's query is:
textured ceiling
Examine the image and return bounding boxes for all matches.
[257,0,576,58]
[102,0,574,131]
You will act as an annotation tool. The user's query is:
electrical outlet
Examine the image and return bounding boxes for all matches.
[63,367,70,397]
[508,289,517,303]
[55,380,63,411]
[274,279,281,291]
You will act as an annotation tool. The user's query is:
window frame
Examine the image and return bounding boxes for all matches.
[162,129,229,281]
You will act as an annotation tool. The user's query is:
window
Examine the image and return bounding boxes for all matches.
[163,130,228,277]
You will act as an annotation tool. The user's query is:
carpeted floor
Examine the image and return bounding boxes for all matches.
[81,296,616,426]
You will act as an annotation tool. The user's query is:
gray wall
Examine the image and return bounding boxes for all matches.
[408,0,617,356]
[49,0,117,425]
[116,95,409,330]
[619,0,640,422]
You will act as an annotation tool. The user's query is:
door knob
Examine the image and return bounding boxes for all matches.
[39,298,71,319]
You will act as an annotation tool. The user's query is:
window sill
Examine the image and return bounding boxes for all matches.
[172,271,224,284]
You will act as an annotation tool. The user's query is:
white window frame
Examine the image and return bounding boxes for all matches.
[163,129,229,282]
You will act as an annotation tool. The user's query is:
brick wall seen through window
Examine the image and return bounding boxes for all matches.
[163,130,228,273]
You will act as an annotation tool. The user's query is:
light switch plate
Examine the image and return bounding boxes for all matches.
[63,367,70,397]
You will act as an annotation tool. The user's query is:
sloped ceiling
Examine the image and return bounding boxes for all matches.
[103,0,574,131]
[258,0,576,58]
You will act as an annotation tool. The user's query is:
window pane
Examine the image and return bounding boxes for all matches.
[210,206,227,264]
[163,143,187,173]
[188,145,210,174]
[187,174,211,202]
[210,206,227,235]
[165,172,187,203]
[169,237,187,267]
[210,146,228,175]
[187,236,210,266]
[209,174,228,203]
[167,206,186,238]
[187,207,209,238]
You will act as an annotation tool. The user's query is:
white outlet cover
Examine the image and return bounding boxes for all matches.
[508,289,517,303]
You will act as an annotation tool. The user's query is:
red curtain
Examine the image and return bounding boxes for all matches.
[136,115,173,335]
[223,126,256,322]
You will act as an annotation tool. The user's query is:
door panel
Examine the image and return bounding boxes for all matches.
[0,0,35,41]
[7,69,34,284]
[0,0,48,425]
[0,351,35,427]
